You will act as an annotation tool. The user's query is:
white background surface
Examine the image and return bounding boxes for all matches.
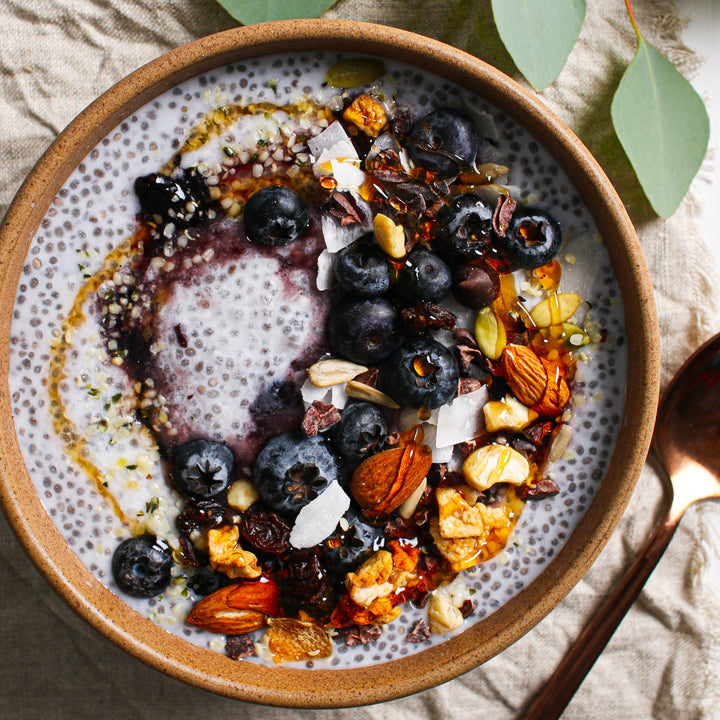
[683,8,720,717]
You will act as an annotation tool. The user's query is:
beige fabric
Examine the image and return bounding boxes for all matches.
[1,1,719,718]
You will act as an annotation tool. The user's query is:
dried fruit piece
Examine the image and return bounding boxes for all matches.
[529,292,581,328]
[264,617,333,663]
[307,358,368,387]
[343,94,387,137]
[345,380,401,409]
[186,580,279,634]
[350,442,433,516]
[207,525,262,579]
[462,444,530,490]
[474,306,506,360]
[373,213,406,259]
[501,344,548,406]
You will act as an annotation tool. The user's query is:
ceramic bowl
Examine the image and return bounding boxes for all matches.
[0,19,659,707]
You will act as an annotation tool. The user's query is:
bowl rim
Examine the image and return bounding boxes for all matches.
[0,18,660,708]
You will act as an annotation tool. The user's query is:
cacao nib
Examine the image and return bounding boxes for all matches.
[518,476,560,500]
[301,400,341,437]
[338,624,382,646]
[405,618,431,643]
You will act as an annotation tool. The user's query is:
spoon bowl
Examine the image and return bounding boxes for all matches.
[654,335,720,516]
[522,331,720,720]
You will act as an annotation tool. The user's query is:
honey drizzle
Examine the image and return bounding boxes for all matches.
[48,237,146,530]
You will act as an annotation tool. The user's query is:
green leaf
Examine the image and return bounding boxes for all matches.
[611,38,710,218]
[491,0,586,90]
[216,0,337,25]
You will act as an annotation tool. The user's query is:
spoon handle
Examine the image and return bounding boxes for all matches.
[520,513,679,720]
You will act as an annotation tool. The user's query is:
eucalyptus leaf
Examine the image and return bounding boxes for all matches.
[611,38,710,218]
[216,0,337,25]
[491,0,585,90]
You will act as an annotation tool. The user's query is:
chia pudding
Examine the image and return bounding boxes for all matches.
[18,52,625,668]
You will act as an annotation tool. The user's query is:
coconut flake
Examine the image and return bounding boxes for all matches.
[308,121,358,163]
[316,249,334,291]
[435,386,489,448]
[301,377,331,408]
[329,158,367,190]
[289,481,351,549]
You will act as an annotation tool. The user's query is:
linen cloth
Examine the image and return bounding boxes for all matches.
[1,1,719,718]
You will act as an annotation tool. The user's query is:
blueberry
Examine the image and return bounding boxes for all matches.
[321,505,384,573]
[435,193,495,262]
[392,247,452,305]
[134,167,211,226]
[406,108,478,177]
[327,297,404,365]
[243,185,309,245]
[170,439,235,499]
[188,567,226,597]
[334,237,390,297]
[253,432,341,518]
[451,261,500,309]
[332,402,388,465]
[496,207,562,269]
[386,337,460,409]
[111,534,173,599]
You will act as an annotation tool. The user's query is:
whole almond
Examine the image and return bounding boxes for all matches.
[350,442,433,516]
[534,358,570,416]
[186,580,279,634]
[500,344,547,406]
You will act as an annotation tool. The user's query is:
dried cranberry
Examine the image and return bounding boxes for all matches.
[238,505,292,555]
[286,550,330,605]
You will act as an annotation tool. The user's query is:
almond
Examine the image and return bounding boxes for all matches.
[307,358,368,387]
[533,358,570,416]
[345,380,401,409]
[350,442,433,516]
[186,579,279,634]
[530,292,581,328]
[501,344,548,406]
[264,617,333,663]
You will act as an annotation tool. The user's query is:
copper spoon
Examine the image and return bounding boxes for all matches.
[522,332,720,720]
